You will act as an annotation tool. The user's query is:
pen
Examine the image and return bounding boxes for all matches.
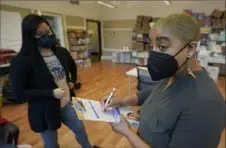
[104,87,116,108]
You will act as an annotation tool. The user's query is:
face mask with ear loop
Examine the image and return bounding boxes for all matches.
[147,42,191,81]
[36,34,55,49]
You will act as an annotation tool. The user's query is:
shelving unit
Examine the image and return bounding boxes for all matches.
[184,9,226,78]
[198,27,225,75]
[131,31,150,65]
[67,29,92,68]
[112,16,156,66]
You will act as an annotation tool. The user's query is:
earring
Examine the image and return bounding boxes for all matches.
[187,68,196,78]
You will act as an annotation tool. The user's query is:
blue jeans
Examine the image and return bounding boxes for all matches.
[40,102,91,148]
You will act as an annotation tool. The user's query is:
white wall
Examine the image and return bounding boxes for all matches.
[100,1,225,20]
[1,1,102,20]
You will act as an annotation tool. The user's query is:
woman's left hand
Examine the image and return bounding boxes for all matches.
[68,82,75,90]
[111,115,131,137]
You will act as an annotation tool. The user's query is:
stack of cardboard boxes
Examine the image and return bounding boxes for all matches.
[211,9,226,28]
[133,15,152,34]
[132,15,152,51]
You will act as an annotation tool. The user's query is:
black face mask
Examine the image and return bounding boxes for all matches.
[147,43,190,81]
[36,34,54,49]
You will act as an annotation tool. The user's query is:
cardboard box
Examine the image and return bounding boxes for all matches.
[212,18,222,28]
[135,23,142,30]
[144,44,149,51]
[221,19,226,28]
[136,15,144,22]
[142,27,150,34]
[142,16,152,26]
[132,42,136,50]
[133,28,145,34]
[132,42,144,51]
[211,9,223,18]
[223,11,226,18]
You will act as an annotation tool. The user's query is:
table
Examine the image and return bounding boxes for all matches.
[125,67,148,96]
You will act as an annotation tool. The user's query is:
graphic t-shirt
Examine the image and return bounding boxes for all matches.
[43,55,70,107]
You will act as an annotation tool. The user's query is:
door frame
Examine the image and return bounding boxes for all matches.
[86,19,102,60]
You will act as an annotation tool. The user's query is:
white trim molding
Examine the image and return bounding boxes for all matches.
[101,56,112,60]
[103,28,133,31]
[101,20,105,51]
[103,48,122,52]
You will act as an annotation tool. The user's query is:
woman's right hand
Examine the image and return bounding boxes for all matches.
[53,88,65,99]
[100,96,122,111]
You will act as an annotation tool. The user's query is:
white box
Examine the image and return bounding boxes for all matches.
[206,66,220,82]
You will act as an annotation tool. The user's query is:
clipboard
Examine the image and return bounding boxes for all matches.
[72,97,140,127]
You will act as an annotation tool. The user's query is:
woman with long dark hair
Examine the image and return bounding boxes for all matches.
[10,14,96,148]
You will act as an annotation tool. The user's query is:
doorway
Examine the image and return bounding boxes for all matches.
[86,19,102,62]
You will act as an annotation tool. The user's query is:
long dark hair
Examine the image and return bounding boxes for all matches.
[19,14,56,56]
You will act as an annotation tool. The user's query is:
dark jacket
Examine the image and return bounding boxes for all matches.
[10,46,77,133]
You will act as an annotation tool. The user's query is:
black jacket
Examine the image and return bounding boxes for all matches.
[10,47,77,133]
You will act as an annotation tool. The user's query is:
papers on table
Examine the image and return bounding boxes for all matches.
[72,97,140,127]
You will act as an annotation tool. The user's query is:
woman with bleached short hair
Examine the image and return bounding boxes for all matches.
[101,13,225,148]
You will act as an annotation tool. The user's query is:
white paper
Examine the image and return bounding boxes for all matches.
[0,11,22,52]
[74,98,119,123]
[72,98,140,127]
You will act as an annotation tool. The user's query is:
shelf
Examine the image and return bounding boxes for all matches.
[132,56,148,59]
[209,40,225,42]
[212,27,225,29]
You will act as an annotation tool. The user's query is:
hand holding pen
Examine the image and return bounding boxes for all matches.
[101,88,122,111]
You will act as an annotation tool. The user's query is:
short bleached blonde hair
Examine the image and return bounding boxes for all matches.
[152,13,200,43]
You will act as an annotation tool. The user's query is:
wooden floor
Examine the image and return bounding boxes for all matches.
[1,61,225,148]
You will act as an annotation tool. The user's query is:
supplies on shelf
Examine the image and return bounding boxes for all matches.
[198,26,226,75]
[67,29,92,68]
[184,9,211,27]
[130,16,156,66]
[112,51,132,64]
[131,51,148,66]
[131,15,156,66]
[183,9,226,28]
[132,15,152,54]
[186,8,226,76]
[111,50,148,66]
